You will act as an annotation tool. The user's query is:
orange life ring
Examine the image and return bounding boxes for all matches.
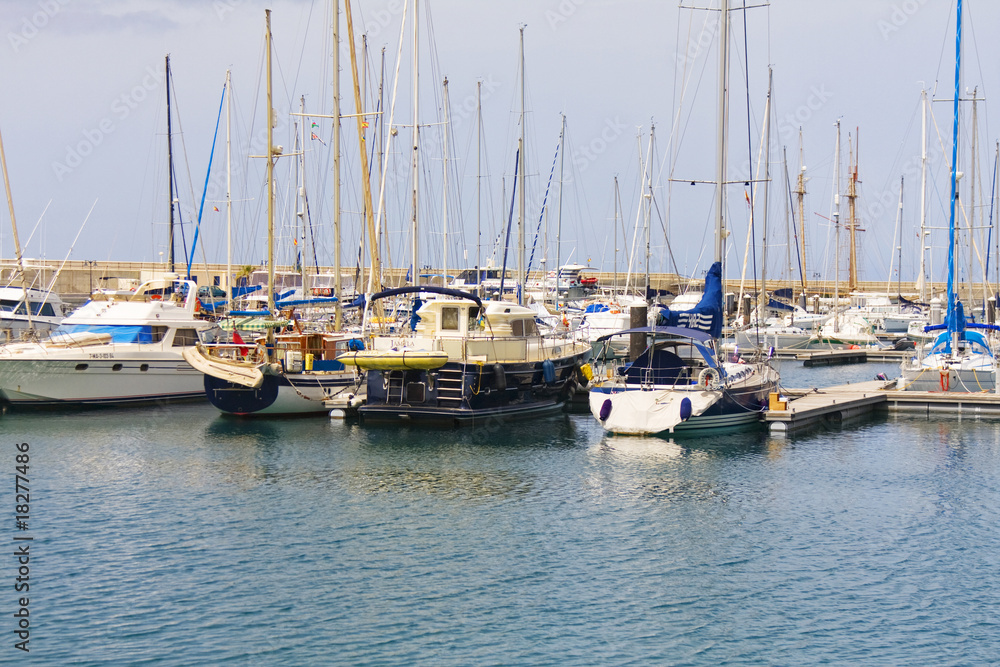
[940,369,950,392]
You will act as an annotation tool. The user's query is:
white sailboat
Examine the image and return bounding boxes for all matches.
[588,0,779,436]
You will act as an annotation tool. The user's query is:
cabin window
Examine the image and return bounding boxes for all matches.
[34,303,56,317]
[0,300,26,314]
[172,328,200,347]
[511,318,538,337]
[467,306,481,328]
[441,307,460,331]
[150,326,168,343]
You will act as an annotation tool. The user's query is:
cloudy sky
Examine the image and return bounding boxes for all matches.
[0,0,996,287]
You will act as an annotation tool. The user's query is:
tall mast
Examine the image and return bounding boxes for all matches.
[918,89,928,302]
[555,113,566,306]
[760,69,772,312]
[333,0,343,330]
[297,95,307,286]
[613,176,620,295]
[265,10,275,316]
[410,0,419,287]
[442,76,450,288]
[476,80,482,294]
[795,129,807,292]
[344,0,380,301]
[225,69,232,313]
[517,25,526,306]
[969,87,978,308]
[714,0,730,266]
[947,0,963,353]
[833,119,841,332]
[895,177,904,297]
[645,125,654,307]
[166,54,176,273]
[0,125,33,331]
[846,132,859,292]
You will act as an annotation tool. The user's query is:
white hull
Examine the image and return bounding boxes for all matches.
[0,353,203,404]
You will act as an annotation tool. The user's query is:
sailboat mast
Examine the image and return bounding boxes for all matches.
[714,0,730,267]
[442,76,450,288]
[556,113,566,307]
[947,0,963,353]
[518,25,526,307]
[333,0,343,330]
[833,119,841,332]
[225,69,232,314]
[795,129,807,292]
[476,80,482,295]
[411,0,419,287]
[265,10,276,316]
[846,132,859,292]
[896,176,904,297]
[760,70,772,313]
[166,54,176,273]
[919,89,928,302]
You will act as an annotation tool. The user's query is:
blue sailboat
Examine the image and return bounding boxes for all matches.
[899,0,1000,392]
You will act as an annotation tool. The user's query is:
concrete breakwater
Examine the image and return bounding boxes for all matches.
[2,257,958,307]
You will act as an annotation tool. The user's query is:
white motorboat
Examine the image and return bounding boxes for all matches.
[0,275,215,406]
[0,285,68,342]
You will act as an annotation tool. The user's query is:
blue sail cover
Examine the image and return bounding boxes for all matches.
[656,261,723,338]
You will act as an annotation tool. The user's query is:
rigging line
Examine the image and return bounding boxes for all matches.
[783,149,806,290]
[527,139,560,274]
[742,0,760,330]
[188,78,227,280]
[498,147,520,299]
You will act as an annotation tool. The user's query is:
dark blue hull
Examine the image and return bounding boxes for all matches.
[359,353,589,426]
[205,372,360,415]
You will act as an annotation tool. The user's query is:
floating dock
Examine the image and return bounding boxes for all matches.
[766,380,1000,435]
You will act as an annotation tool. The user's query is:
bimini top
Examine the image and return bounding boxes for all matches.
[596,326,712,344]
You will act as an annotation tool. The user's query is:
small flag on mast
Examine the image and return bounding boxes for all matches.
[311,132,326,145]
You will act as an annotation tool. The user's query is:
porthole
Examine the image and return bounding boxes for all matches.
[112,364,123,371]
[139,364,149,372]
[75,363,88,371]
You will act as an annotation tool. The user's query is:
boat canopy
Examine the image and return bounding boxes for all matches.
[51,324,161,344]
[655,261,723,338]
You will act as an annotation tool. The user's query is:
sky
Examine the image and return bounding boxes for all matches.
[1,0,998,288]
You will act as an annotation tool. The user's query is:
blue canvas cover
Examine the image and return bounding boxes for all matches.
[656,261,723,338]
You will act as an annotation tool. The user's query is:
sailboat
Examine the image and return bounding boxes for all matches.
[587,0,779,435]
[899,0,999,393]
[183,6,365,416]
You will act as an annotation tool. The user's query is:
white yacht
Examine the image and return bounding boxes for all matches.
[0,275,215,406]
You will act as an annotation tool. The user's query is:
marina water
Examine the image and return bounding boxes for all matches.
[4,361,998,664]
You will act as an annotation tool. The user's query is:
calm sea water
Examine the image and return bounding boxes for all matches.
[3,361,999,665]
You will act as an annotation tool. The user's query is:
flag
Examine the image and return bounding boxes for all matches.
[361,121,369,130]
[310,132,326,145]
[232,329,248,356]
[213,206,219,212]
[744,190,751,207]
[311,122,318,129]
